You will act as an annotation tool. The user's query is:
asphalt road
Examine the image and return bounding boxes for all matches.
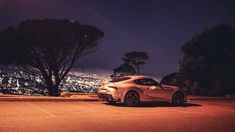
[0,100,235,132]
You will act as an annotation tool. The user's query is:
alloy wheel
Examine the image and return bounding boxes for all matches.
[124,91,139,106]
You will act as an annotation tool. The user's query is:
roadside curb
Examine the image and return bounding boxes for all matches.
[0,94,100,102]
[0,97,99,102]
[188,97,235,100]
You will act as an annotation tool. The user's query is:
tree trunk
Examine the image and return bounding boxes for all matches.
[137,66,140,75]
[47,84,60,96]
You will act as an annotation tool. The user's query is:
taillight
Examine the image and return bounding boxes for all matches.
[108,86,118,90]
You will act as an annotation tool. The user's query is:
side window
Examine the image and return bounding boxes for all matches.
[135,78,159,86]
[135,79,146,85]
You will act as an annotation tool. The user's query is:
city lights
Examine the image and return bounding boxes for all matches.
[0,67,110,96]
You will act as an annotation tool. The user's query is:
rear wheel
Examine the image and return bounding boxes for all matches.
[124,91,139,106]
[172,92,185,106]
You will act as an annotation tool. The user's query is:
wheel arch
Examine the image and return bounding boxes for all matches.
[120,88,142,103]
[170,91,185,104]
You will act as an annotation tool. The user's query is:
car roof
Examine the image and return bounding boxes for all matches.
[125,75,151,80]
[108,75,158,84]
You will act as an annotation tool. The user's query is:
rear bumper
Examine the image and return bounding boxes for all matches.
[97,93,121,102]
[97,93,114,101]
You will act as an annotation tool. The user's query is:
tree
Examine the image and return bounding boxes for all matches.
[179,24,235,96]
[110,63,136,79]
[110,51,149,79]
[122,51,149,75]
[160,72,179,86]
[0,19,104,96]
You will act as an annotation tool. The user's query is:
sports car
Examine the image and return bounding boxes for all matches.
[97,75,186,106]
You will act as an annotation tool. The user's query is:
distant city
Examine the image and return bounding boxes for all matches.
[0,67,110,96]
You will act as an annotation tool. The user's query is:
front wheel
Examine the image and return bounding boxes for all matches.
[172,92,185,106]
[124,91,139,106]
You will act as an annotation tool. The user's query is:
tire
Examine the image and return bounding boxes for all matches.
[108,101,116,105]
[124,91,139,106]
[172,92,185,106]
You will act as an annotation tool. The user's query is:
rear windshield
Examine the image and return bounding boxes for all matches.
[109,77,131,82]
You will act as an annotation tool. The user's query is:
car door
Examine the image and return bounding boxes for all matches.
[135,78,166,101]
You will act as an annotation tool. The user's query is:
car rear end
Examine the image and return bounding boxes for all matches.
[97,82,121,102]
[97,77,132,103]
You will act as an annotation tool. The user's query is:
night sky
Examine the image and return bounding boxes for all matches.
[0,0,235,77]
